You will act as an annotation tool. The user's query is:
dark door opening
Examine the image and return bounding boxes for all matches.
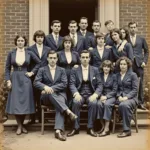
[49,0,98,36]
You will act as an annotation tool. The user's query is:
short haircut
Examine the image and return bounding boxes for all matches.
[128,21,137,27]
[69,20,77,25]
[95,32,105,44]
[51,20,61,26]
[100,60,114,72]
[92,20,101,27]
[62,35,74,49]
[110,28,122,41]
[33,30,45,42]
[120,27,129,40]
[47,50,58,58]
[14,35,28,46]
[80,17,88,22]
[80,50,90,57]
[104,20,114,26]
[116,56,132,70]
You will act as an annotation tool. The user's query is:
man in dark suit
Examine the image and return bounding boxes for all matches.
[77,17,93,38]
[28,30,51,123]
[34,51,77,141]
[67,50,103,137]
[44,20,63,52]
[68,20,88,54]
[87,20,101,50]
[128,22,149,110]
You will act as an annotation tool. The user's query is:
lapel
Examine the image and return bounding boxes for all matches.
[94,48,101,59]
[129,35,138,47]
[11,49,17,65]
[77,66,83,83]
[49,34,57,48]
[53,66,60,83]
[45,66,53,82]
[89,66,94,84]
[32,44,40,57]
[76,35,82,50]
[57,36,62,48]
[122,69,132,83]
[102,48,108,60]
[61,51,68,63]
[41,45,47,59]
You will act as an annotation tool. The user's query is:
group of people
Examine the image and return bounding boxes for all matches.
[5,17,149,141]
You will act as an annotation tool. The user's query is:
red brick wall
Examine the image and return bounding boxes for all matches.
[0,0,29,76]
[119,0,150,83]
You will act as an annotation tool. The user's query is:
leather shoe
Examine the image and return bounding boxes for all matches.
[55,132,66,141]
[22,127,28,134]
[117,131,131,138]
[16,127,22,135]
[87,128,97,137]
[99,130,110,137]
[67,129,79,137]
[138,104,146,110]
[27,119,35,125]
[97,126,104,134]
[68,112,78,121]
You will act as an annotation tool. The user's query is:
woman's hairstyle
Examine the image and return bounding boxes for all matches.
[33,30,45,42]
[100,60,114,72]
[110,28,122,42]
[116,56,132,70]
[95,32,105,44]
[120,27,129,40]
[62,35,74,49]
[14,35,28,46]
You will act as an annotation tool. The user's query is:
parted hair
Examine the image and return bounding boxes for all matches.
[95,32,105,44]
[110,28,122,41]
[62,36,74,49]
[14,35,28,46]
[69,20,77,25]
[128,21,137,27]
[104,20,114,26]
[47,50,58,58]
[80,50,90,57]
[33,30,45,42]
[51,20,61,26]
[100,60,114,72]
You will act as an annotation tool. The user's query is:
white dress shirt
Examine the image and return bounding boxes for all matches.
[36,43,43,58]
[97,46,104,59]
[130,34,136,45]
[80,29,87,37]
[65,51,72,64]
[121,72,126,81]
[81,65,89,81]
[70,33,77,46]
[16,48,25,66]
[52,32,59,45]
[49,65,56,80]
[104,74,109,82]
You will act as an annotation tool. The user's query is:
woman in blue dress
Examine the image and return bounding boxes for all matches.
[5,35,41,135]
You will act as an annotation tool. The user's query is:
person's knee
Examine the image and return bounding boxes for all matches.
[88,100,97,107]
[73,99,81,106]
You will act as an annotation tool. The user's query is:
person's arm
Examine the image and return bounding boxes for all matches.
[142,37,149,64]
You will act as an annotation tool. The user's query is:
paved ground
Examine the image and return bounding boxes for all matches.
[1,127,150,150]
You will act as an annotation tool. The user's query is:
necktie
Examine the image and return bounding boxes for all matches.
[72,35,76,47]
[82,31,86,37]
[55,35,58,45]
[131,36,135,46]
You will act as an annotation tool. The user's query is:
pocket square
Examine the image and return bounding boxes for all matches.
[93,77,96,80]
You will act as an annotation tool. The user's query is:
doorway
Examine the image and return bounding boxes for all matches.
[49,0,98,35]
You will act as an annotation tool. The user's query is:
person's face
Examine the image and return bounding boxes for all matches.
[80,53,90,67]
[120,29,126,40]
[17,37,25,49]
[106,22,114,31]
[79,19,88,30]
[51,23,61,34]
[47,53,58,67]
[92,22,100,33]
[111,32,120,42]
[36,36,44,45]
[129,23,137,35]
[97,37,105,46]
[68,23,78,34]
[120,60,128,72]
[103,66,111,74]
[64,41,72,50]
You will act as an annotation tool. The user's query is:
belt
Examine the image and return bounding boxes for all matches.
[14,67,27,71]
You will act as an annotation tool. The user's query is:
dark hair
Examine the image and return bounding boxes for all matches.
[110,28,122,42]
[47,50,58,58]
[69,20,77,26]
[51,20,61,26]
[14,35,28,46]
[62,36,74,49]
[80,50,90,57]
[80,17,88,22]
[120,27,129,40]
[116,56,132,70]
[104,20,114,26]
[128,21,137,27]
[92,20,101,27]
[33,30,45,42]
[100,60,114,72]
[95,32,105,44]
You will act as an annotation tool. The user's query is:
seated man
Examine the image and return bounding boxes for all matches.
[34,51,77,141]
[67,50,103,137]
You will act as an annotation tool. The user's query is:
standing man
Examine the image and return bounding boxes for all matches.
[44,20,63,52]
[77,17,93,38]
[34,51,77,141]
[67,50,103,137]
[128,21,149,110]
[88,20,101,50]
[68,20,88,54]
[28,30,51,123]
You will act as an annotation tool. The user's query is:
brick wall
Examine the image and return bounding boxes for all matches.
[119,0,150,84]
[0,0,29,76]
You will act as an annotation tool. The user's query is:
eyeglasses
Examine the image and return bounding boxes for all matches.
[81,56,89,59]
[48,57,57,60]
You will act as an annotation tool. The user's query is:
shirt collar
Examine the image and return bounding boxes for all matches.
[70,33,77,38]
[49,65,56,70]
[36,43,43,48]
[97,46,104,51]
[52,32,59,38]
[17,48,25,52]
[130,34,136,38]
[81,65,89,70]
[80,29,86,33]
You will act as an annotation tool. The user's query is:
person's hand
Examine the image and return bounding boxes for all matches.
[73,65,79,68]
[74,93,82,102]
[44,86,54,94]
[100,95,107,103]
[89,93,98,102]
[88,47,94,51]
[105,45,112,49]
[141,62,146,68]
[118,96,128,102]
[118,45,124,52]
[6,80,12,90]
[25,72,34,77]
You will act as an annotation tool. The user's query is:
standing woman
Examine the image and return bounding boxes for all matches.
[57,36,80,107]
[116,57,138,138]
[5,35,41,135]
[97,60,117,136]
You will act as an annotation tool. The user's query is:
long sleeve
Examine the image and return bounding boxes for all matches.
[5,52,12,81]
[142,37,149,64]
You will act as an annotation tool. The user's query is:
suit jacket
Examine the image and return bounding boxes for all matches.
[69,65,103,97]
[44,34,64,51]
[111,42,134,62]
[33,65,67,99]
[116,69,138,103]
[104,33,114,46]
[77,30,93,38]
[27,44,51,72]
[90,47,113,68]
[87,34,96,49]
[100,73,117,99]
[5,49,41,81]
[128,35,149,67]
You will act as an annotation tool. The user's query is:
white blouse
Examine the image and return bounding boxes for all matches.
[16,48,25,66]
[65,51,72,64]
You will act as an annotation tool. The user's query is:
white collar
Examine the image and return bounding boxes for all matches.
[49,65,56,70]
[70,33,77,38]
[36,43,43,48]
[80,29,87,33]
[97,45,104,50]
[17,48,25,52]
[81,65,89,70]
[52,32,59,38]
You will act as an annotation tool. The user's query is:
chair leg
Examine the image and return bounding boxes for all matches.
[112,108,116,134]
[135,111,138,133]
[41,108,44,135]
